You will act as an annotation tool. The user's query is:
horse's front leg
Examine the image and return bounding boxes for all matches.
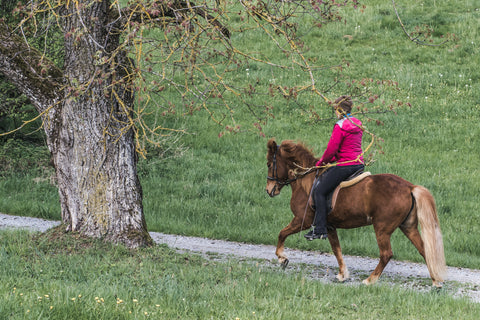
[276,217,310,269]
[328,229,350,282]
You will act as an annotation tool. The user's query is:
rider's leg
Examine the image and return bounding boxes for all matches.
[305,165,364,240]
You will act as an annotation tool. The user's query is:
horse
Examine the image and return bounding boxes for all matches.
[265,138,446,287]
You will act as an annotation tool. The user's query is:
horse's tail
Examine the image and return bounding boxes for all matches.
[412,185,447,285]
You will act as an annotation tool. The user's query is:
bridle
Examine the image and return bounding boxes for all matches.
[267,146,321,198]
[267,146,298,188]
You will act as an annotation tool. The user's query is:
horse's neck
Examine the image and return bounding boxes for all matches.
[288,150,317,195]
[291,172,316,197]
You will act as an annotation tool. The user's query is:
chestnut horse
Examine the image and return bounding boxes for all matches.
[265,138,446,287]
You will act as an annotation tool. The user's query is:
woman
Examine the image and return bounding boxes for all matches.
[304,96,365,240]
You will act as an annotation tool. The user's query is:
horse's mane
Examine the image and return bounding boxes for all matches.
[280,140,318,167]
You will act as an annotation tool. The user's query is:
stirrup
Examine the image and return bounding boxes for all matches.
[304,229,328,241]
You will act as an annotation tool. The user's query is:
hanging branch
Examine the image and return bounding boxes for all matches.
[392,0,449,46]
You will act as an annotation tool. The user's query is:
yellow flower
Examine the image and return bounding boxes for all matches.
[50,306,53,310]
[133,299,138,303]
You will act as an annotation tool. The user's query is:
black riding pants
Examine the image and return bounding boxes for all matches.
[312,164,364,233]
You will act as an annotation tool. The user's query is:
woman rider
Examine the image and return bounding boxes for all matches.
[304,96,365,240]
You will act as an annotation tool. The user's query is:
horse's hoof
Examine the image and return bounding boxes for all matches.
[281,259,289,270]
[336,269,350,282]
[336,274,346,282]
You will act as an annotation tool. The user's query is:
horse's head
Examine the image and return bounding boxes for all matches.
[266,138,297,197]
[266,139,319,197]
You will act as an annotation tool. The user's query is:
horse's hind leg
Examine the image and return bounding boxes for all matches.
[363,233,393,285]
[276,217,310,269]
[400,221,446,286]
[328,229,350,282]
[399,224,426,260]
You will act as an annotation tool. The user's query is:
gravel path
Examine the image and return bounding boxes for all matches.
[1,212,479,303]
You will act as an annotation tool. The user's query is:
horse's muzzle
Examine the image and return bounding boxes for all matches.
[266,184,278,198]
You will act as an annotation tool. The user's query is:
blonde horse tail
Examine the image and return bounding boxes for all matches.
[412,185,447,286]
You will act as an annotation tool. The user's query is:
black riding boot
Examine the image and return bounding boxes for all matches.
[304,196,328,241]
[304,216,328,240]
[304,176,330,241]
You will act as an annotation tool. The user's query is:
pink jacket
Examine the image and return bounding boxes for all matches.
[316,116,364,167]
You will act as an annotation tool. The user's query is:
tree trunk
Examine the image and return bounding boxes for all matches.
[0,1,153,248]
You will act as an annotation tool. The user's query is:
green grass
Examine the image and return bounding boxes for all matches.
[1,229,479,320]
[1,0,480,272]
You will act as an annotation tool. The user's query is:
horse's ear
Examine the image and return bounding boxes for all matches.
[267,138,277,153]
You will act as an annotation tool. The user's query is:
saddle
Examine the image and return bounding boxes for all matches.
[309,170,371,211]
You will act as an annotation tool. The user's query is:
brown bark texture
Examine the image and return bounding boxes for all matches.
[0,1,153,248]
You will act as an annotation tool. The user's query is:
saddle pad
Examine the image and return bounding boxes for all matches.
[331,172,371,209]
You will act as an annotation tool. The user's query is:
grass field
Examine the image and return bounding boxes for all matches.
[1,0,480,316]
[1,229,479,319]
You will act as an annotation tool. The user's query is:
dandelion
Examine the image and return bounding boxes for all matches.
[133,299,138,303]
[71,298,76,301]
[50,306,53,310]
[156,304,160,307]
[144,311,148,316]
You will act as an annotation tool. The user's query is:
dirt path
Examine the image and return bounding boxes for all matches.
[1,212,479,303]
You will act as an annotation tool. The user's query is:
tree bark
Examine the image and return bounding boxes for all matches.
[0,2,153,248]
